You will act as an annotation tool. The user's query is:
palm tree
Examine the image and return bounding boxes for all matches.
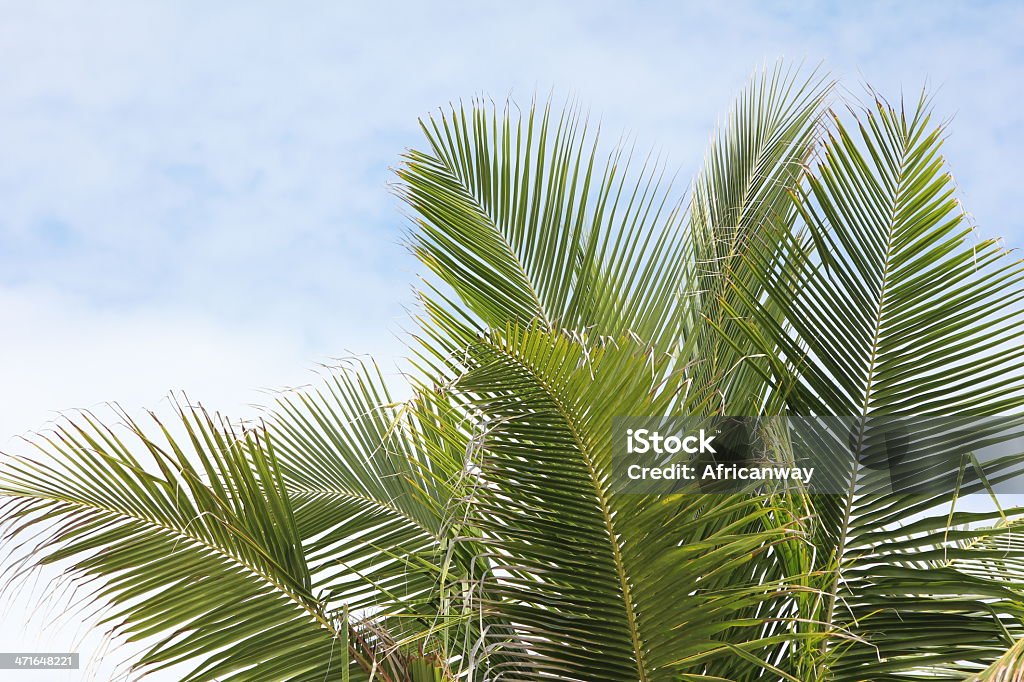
[5,63,1024,681]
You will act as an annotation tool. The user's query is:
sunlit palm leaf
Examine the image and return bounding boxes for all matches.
[398,95,689,355]
[733,93,1024,678]
[686,62,831,415]
[446,324,806,681]
[0,404,365,681]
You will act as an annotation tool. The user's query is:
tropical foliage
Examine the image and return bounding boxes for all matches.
[5,63,1024,681]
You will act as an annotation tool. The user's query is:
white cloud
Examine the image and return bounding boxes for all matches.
[0,284,411,445]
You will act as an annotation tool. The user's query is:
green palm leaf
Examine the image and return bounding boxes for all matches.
[0,404,366,681]
[732,93,1024,678]
[686,62,831,414]
[398,94,689,355]
[444,323,806,681]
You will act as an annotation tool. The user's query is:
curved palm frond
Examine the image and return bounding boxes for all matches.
[444,323,807,681]
[0,403,370,681]
[397,93,690,356]
[686,62,832,415]
[732,92,1024,678]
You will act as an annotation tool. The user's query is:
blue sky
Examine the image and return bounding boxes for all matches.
[3,1,1024,437]
[2,2,1024,679]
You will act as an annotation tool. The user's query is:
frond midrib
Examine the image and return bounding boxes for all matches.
[7,482,340,639]
[419,147,555,330]
[285,483,443,543]
[823,117,915,640]
[483,337,651,682]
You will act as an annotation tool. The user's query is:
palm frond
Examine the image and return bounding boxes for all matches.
[686,62,832,414]
[0,403,364,681]
[732,92,1024,678]
[441,323,808,681]
[398,95,689,355]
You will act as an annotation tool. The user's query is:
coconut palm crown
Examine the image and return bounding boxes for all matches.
[5,63,1024,681]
